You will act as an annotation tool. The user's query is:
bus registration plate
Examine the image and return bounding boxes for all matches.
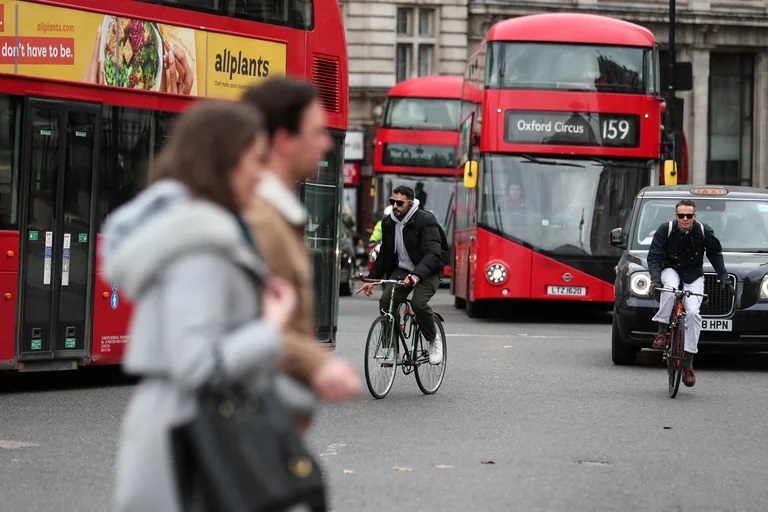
[547,286,586,296]
[701,319,732,331]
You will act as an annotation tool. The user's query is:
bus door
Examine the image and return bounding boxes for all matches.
[16,99,99,367]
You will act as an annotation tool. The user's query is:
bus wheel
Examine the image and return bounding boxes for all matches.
[454,296,466,309]
[466,300,483,318]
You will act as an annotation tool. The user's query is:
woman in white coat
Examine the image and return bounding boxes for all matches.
[102,100,295,511]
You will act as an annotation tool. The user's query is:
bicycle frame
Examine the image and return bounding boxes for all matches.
[381,283,428,372]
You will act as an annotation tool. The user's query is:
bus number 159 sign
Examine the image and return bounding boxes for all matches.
[504,111,640,148]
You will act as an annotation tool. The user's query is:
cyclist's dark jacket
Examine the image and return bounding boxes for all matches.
[369,209,445,281]
[647,220,727,284]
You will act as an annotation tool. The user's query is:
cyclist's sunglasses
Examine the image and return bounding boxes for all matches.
[676,213,695,219]
[389,198,411,207]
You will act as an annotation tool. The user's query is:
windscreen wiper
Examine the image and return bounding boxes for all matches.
[519,154,585,168]
[583,157,652,170]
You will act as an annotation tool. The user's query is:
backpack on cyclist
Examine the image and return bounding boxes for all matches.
[668,221,704,238]
[436,223,450,267]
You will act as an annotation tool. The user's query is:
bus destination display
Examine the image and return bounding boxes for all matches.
[504,111,640,148]
[383,143,456,168]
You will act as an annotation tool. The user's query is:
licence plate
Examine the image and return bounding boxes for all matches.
[701,319,732,331]
[546,286,586,296]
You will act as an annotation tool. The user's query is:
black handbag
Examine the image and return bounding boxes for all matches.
[170,359,327,512]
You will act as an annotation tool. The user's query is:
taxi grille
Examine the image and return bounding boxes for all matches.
[701,273,735,317]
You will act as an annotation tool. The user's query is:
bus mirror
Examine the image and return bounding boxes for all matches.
[609,227,626,248]
[663,159,678,186]
[464,161,478,189]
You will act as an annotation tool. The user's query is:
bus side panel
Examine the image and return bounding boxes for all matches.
[473,230,532,301]
[90,235,132,366]
[529,251,609,303]
[452,228,472,300]
[0,231,20,369]
[602,282,615,303]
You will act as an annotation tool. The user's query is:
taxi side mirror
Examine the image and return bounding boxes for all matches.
[609,227,626,249]
[464,160,478,189]
[663,159,678,186]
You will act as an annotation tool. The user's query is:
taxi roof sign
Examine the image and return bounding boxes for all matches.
[690,186,728,196]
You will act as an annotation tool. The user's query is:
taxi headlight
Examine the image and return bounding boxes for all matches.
[485,263,508,285]
[760,275,768,300]
[629,271,652,296]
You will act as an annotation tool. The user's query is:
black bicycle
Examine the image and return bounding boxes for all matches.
[655,285,707,398]
[361,278,447,399]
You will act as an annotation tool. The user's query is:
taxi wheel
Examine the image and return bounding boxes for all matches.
[611,312,639,365]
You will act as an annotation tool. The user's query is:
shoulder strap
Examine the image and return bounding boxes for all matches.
[668,221,673,237]
[700,222,705,237]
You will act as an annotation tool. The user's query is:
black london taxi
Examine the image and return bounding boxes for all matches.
[610,185,768,365]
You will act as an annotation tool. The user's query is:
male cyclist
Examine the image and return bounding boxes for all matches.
[357,186,447,364]
[647,199,732,387]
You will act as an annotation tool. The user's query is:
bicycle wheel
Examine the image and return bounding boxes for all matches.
[364,316,397,399]
[667,323,684,398]
[415,314,447,395]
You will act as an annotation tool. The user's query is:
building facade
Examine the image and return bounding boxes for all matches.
[340,0,768,229]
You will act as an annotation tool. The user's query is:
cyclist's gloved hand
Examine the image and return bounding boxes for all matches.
[718,274,735,295]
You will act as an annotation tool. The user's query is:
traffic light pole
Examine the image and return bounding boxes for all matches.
[667,0,677,162]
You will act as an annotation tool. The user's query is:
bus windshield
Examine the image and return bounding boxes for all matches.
[382,98,461,130]
[486,42,651,94]
[479,154,651,257]
[631,198,768,253]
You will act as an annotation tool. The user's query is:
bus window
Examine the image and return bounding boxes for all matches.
[487,42,646,94]
[0,96,22,230]
[97,107,156,229]
[383,98,460,131]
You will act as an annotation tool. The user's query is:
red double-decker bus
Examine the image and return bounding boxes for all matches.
[373,75,465,278]
[0,0,348,372]
[453,13,673,316]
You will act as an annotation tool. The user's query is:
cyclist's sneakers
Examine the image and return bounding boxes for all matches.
[683,367,696,387]
[429,333,443,365]
[652,334,666,350]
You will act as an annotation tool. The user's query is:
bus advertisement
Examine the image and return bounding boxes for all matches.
[0,0,348,372]
[453,13,678,317]
[373,75,464,279]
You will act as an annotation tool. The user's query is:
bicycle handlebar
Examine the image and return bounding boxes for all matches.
[359,277,407,285]
[655,286,708,299]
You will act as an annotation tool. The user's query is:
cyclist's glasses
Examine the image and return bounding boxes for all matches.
[676,213,695,219]
[389,199,408,207]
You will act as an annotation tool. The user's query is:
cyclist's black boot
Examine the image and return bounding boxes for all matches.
[683,352,696,387]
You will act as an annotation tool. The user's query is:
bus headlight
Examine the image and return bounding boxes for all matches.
[760,275,768,300]
[485,263,507,285]
[629,271,652,296]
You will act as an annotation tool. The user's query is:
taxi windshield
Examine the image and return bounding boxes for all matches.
[632,198,768,252]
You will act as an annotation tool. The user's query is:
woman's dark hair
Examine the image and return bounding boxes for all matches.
[149,100,264,210]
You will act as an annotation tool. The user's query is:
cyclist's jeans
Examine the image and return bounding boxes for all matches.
[379,269,440,342]
[652,268,704,354]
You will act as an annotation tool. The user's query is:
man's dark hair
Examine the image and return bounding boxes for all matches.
[393,185,414,200]
[675,199,696,211]
[241,78,317,141]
